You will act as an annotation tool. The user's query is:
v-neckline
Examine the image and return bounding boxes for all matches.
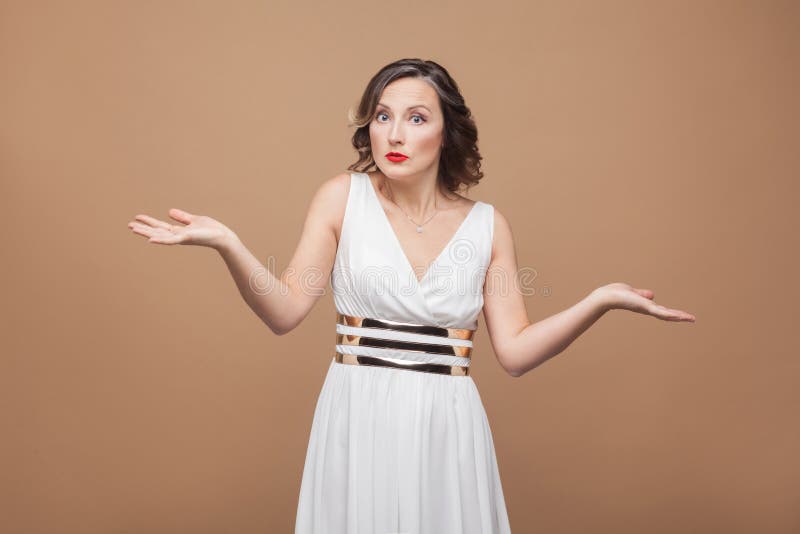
[363,172,481,287]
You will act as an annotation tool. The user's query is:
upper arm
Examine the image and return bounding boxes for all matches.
[482,207,531,374]
[280,172,350,328]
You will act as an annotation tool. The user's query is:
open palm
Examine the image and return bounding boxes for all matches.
[594,282,696,322]
[127,208,234,248]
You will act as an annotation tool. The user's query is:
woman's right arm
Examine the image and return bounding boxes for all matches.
[128,172,351,336]
[217,173,350,335]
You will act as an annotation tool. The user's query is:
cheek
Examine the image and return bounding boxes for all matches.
[415,126,442,151]
[368,122,381,145]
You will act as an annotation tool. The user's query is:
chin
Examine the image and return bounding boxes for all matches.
[378,160,425,175]
[385,168,417,183]
[376,163,405,177]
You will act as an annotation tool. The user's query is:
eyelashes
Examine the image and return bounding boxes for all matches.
[375,111,427,124]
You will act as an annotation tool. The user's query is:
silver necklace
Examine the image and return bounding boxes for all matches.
[384,179,439,233]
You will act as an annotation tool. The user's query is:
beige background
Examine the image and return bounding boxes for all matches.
[2,0,798,532]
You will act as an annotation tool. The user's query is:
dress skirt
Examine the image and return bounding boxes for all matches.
[294,358,512,533]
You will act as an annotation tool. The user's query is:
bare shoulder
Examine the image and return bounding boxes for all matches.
[306,171,352,242]
[313,171,351,206]
[489,205,515,260]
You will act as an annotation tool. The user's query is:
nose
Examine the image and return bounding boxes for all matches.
[388,119,404,146]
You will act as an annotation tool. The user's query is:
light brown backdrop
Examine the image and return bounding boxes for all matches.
[2,0,797,532]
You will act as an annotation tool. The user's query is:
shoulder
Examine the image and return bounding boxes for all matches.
[488,205,515,259]
[306,171,353,240]
[315,171,352,199]
[490,204,511,232]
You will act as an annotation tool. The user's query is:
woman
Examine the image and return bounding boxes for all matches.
[128,58,695,533]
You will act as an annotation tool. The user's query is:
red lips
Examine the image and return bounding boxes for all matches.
[386,151,408,162]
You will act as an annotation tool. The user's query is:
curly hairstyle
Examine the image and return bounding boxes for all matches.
[346,58,484,194]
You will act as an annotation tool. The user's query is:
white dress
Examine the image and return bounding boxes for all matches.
[294,172,512,533]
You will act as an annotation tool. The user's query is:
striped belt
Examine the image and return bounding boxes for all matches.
[333,312,475,376]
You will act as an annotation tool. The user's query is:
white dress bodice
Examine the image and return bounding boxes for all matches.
[332,172,495,331]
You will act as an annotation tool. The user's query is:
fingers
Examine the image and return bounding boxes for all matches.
[648,302,696,322]
[128,221,149,238]
[132,214,174,231]
[169,208,193,224]
[148,233,183,245]
[623,286,694,322]
[128,211,189,245]
[128,218,183,245]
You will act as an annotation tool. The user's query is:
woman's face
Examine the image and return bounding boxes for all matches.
[369,77,444,182]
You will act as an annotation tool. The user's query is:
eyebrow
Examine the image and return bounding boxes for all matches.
[376,102,432,113]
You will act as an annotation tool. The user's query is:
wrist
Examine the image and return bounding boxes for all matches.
[586,288,613,314]
[213,230,241,254]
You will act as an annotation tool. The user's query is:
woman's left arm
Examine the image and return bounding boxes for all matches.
[482,208,696,378]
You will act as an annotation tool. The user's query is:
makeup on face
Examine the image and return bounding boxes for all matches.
[385,151,408,163]
[370,80,443,177]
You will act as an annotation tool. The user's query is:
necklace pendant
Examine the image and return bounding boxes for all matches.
[416,226,423,233]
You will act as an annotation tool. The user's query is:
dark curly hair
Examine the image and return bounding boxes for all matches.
[346,58,484,194]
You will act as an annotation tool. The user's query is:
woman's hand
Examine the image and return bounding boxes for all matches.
[127,208,237,250]
[590,282,696,322]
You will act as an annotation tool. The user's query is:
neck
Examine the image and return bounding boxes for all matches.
[378,169,444,220]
